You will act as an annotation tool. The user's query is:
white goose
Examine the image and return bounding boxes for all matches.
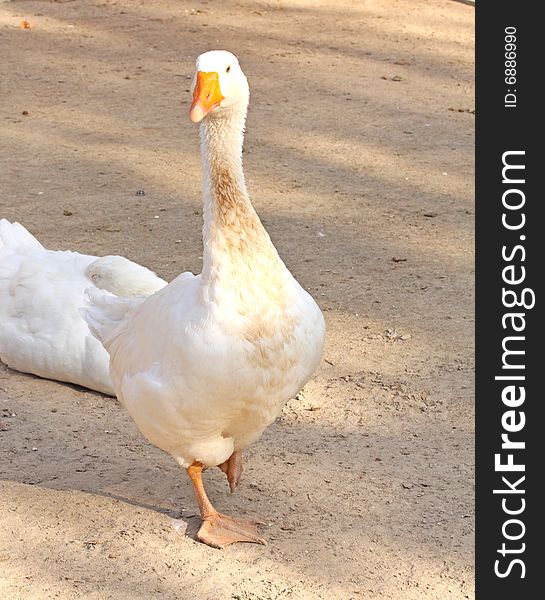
[85,50,325,548]
[0,219,166,394]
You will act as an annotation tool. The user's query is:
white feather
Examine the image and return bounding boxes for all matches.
[0,219,167,395]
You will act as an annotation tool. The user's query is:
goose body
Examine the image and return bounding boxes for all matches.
[85,51,325,547]
[87,259,322,467]
[0,219,167,394]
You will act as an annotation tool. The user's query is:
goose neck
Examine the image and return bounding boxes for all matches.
[199,110,276,282]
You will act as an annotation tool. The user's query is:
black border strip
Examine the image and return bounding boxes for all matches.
[476,4,542,597]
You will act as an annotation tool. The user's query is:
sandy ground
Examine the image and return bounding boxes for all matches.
[0,1,474,598]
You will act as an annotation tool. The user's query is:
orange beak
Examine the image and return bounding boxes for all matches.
[189,71,224,123]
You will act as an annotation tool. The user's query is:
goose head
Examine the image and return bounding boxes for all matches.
[189,50,249,123]
[85,256,166,297]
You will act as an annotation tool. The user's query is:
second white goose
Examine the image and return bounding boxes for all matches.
[0,219,166,395]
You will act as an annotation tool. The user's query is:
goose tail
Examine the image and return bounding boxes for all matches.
[0,219,44,251]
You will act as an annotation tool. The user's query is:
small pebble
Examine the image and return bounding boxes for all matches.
[170,518,187,533]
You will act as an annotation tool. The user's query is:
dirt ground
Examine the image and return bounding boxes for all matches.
[0,1,474,598]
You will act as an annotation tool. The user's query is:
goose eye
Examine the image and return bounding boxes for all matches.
[226,66,231,73]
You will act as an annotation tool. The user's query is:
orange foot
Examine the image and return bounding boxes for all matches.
[218,450,243,493]
[197,512,266,549]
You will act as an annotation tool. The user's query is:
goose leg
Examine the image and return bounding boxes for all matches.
[218,450,243,492]
[186,462,266,549]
